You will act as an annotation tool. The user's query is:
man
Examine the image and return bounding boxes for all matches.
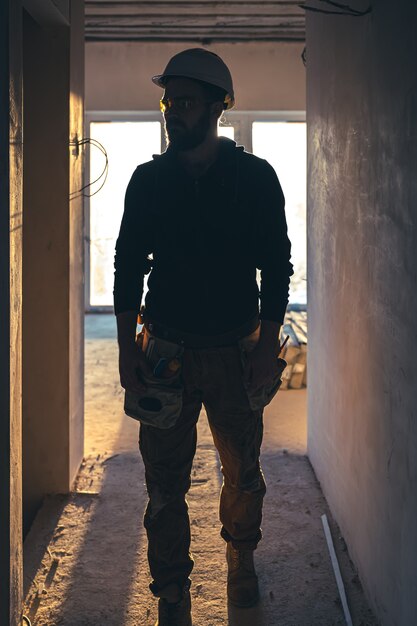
[114,48,293,626]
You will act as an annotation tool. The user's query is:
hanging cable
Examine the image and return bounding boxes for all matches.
[299,0,372,16]
[301,46,307,67]
[299,1,371,64]
[69,137,109,199]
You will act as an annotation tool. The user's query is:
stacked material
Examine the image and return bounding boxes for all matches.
[280,308,307,390]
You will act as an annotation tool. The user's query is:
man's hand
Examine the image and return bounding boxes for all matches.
[243,343,280,392]
[243,320,281,392]
[116,310,153,393]
[118,341,153,393]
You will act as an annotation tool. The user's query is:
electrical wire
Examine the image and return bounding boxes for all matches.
[299,0,372,16]
[70,137,108,198]
[301,46,307,67]
[320,0,372,14]
[299,0,371,64]
[69,137,109,199]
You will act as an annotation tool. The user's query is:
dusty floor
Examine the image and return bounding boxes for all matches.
[23,315,378,626]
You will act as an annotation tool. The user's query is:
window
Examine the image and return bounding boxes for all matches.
[87,120,162,307]
[85,112,305,310]
[252,121,306,304]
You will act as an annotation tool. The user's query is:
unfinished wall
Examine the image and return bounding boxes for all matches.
[69,0,85,495]
[307,3,417,625]
[85,41,305,111]
[22,1,85,534]
[1,1,23,623]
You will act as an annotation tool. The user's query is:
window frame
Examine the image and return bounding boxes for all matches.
[221,110,306,153]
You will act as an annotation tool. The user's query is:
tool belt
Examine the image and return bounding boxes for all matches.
[124,329,184,429]
[144,315,260,349]
[124,315,287,429]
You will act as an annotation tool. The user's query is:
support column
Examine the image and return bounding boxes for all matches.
[0,0,24,623]
[22,1,84,534]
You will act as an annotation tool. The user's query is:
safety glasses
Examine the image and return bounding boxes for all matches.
[159,96,213,113]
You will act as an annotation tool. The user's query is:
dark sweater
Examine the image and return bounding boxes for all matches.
[114,137,293,334]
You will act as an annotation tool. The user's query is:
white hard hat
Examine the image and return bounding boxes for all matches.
[152,48,235,110]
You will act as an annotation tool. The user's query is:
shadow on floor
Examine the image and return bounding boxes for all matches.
[24,451,149,626]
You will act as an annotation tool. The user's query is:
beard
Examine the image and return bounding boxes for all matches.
[165,108,211,151]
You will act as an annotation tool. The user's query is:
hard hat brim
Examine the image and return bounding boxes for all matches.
[152,73,235,110]
[152,74,168,88]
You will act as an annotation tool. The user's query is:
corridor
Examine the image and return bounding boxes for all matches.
[2,2,417,624]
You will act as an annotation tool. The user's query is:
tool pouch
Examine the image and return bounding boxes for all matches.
[238,326,287,412]
[124,330,184,429]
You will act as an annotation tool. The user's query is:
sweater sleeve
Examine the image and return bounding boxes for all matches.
[255,160,294,324]
[113,166,154,315]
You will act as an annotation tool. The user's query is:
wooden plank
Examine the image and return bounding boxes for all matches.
[86,14,304,25]
[288,311,308,335]
[85,0,304,10]
[289,362,305,389]
[302,363,307,387]
[296,345,307,366]
[84,0,306,40]
[85,34,306,41]
[85,24,304,34]
[280,364,293,390]
[292,323,307,344]
[282,345,300,365]
[282,323,300,347]
[285,319,306,345]
[85,6,305,18]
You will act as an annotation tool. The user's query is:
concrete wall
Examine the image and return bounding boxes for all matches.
[0,0,84,619]
[85,41,306,111]
[22,1,84,535]
[1,1,24,622]
[307,3,417,625]
[69,0,85,496]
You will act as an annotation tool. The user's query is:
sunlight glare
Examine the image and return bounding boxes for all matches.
[89,122,161,306]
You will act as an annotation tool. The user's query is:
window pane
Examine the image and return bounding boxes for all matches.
[252,122,306,304]
[218,125,235,140]
[89,122,161,306]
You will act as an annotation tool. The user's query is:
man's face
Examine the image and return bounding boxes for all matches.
[162,78,214,151]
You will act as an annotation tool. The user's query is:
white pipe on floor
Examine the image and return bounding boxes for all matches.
[321,513,353,626]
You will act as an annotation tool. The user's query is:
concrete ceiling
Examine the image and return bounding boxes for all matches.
[85,0,306,43]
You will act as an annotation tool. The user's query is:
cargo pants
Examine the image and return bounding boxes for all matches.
[138,335,267,597]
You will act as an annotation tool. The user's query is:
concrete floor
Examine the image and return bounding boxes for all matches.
[23,315,378,626]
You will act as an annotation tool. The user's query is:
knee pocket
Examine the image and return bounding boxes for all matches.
[224,471,266,494]
[146,483,190,520]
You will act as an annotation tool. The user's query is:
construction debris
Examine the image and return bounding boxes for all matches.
[280,308,307,390]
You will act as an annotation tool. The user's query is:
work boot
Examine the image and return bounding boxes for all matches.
[155,589,192,626]
[226,543,260,607]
